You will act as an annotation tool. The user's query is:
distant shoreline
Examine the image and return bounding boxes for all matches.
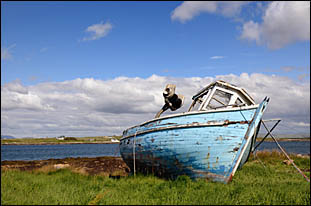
[1,142,119,145]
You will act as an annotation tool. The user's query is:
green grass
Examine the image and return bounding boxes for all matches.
[1,151,310,205]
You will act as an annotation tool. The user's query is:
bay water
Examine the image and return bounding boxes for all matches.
[1,141,310,161]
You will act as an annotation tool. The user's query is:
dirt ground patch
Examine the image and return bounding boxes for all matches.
[1,156,130,177]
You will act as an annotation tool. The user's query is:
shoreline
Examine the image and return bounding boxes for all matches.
[1,141,120,145]
[1,156,130,176]
[1,152,309,175]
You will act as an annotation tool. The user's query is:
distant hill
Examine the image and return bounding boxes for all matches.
[1,135,16,139]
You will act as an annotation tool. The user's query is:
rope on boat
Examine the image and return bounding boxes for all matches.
[238,104,248,122]
[133,131,137,177]
[239,110,247,122]
[261,121,310,182]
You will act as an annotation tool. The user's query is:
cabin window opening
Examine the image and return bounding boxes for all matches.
[235,98,243,106]
[207,89,232,109]
[192,97,203,111]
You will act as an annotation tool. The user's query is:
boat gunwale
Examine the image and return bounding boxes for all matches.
[121,120,250,140]
[121,104,259,141]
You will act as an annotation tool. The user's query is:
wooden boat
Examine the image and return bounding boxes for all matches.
[119,80,269,183]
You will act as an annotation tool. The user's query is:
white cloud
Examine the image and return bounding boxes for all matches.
[292,122,310,127]
[1,80,54,111]
[210,56,225,60]
[241,1,310,49]
[82,21,112,41]
[1,44,16,60]
[171,2,310,49]
[171,1,249,23]
[1,74,309,138]
[240,20,260,44]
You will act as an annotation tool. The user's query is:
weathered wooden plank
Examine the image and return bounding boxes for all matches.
[122,107,256,139]
[120,98,269,183]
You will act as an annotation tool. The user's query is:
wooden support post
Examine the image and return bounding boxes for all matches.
[262,121,310,182]
[253,119,281,152]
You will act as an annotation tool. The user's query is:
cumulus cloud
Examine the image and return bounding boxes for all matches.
[1,74,309,138]
[1,80,54,111]
[82,21,112,41]
[240,20,261,44]
[172,2,310,49]
[240,1,310,49]
[171,1,249,23]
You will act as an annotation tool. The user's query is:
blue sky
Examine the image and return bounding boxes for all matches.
[1,1,310,137]
[2,1,309,85]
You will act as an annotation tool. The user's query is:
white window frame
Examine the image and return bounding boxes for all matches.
[199,86,246,111]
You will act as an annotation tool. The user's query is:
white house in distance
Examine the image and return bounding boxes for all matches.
[56,136,65,140]
[106,136,120,143]
[111,138,120,143]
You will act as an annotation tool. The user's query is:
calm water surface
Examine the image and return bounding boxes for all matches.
[1,144,120,161]
[1,141,310,161]
[253,141,310,155]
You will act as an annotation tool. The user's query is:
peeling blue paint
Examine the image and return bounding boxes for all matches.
[120,98,269,183]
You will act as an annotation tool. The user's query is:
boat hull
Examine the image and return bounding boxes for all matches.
[120,99,269,183]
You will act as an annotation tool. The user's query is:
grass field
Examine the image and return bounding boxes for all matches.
[1,151,310,205]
